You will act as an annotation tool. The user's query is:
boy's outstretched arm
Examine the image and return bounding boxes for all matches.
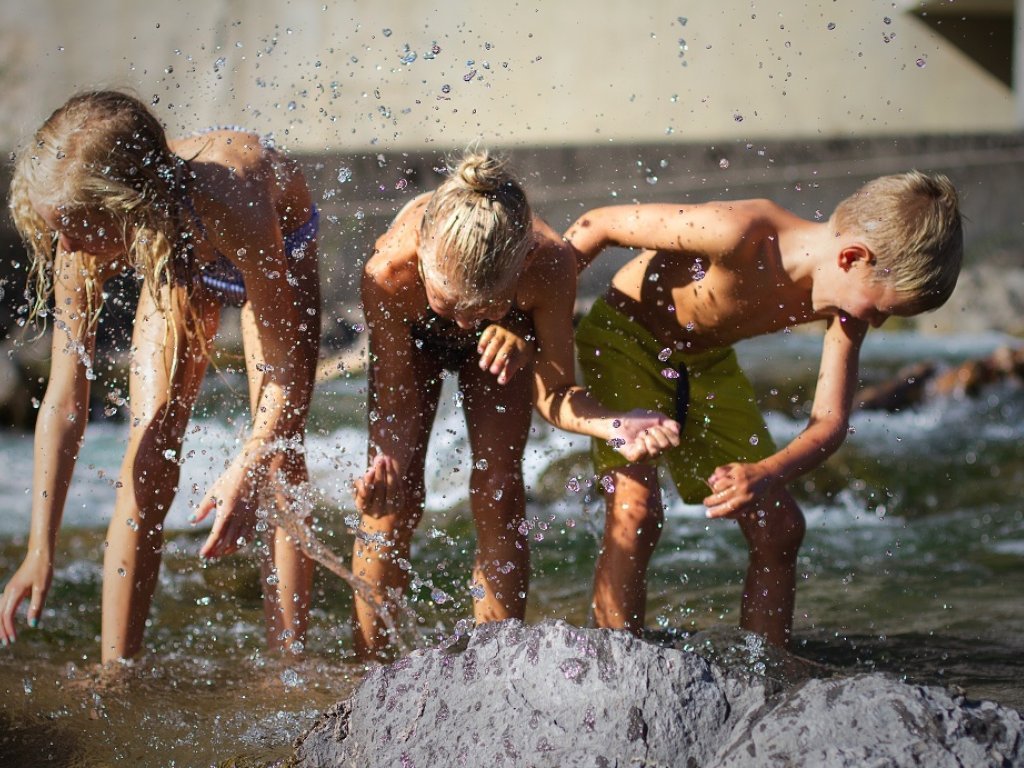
[704,314,869,519]
[565,203,749,274]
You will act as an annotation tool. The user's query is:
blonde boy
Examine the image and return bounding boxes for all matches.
[566,171,963,646]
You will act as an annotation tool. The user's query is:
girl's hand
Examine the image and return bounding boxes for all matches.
[353,454,404,518]
[0,551,53,645]
[608,409,681,462]
[477,324,533,385]
[703,462,776,519]
[193,452,263,559]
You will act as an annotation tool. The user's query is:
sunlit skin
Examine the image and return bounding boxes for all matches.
[566,199,917,647]
[352,193,681,659]
[0,129,320,662]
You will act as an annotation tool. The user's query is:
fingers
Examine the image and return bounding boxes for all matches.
[702,469,751,519]
[0,586,25,645]
[190,494,217,526]
[200,513,227,559]
[27,589,44,630]
[354,456,403,517]
[199,498,245,560]
[478,334,518,385]
[477,326,500,372]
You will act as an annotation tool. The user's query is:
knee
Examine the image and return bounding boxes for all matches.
[744,493,805,560]
[470,465,524,511]
[606,497,664,550]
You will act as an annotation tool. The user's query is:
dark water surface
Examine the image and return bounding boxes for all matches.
[1,331,1022,766]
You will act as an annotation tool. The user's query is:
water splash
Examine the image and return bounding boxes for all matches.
[259,463,417,655]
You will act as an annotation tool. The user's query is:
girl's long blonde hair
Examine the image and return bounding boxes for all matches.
[419,148,532,309]
[9,90,200,345]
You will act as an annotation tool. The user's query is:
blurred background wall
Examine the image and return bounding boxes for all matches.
[1,0,1018,149]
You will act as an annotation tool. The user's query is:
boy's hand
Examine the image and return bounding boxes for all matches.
[477,324,533,385]
[0,552,53,645]
[703,462,775,519]
[354,454,404,517]
[609,409,681,462]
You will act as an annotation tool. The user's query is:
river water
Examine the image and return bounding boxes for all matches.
[1,329,1022,766]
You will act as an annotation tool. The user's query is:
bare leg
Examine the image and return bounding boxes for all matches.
[240,240,321,654]
[591,464,664,633]
[102,286,219,663]
[351,354,441,659]
[460,357,533,623]
[737,488,805,648]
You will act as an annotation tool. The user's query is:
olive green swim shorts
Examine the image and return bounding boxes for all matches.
[576,297,776,504]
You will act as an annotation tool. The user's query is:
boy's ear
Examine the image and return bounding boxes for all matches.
[837,243,873,271]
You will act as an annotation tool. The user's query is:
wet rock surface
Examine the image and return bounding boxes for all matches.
[291,620,1024,767]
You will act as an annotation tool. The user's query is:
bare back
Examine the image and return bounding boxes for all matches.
[588,200,823,352]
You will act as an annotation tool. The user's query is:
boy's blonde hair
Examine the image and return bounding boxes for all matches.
[9,90,189,332]
[419,148,532,309]
[832,170,963,314]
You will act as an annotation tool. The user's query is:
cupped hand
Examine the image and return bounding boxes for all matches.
[608,409,681,463]
[0,551,53,645]
[703,462,775,519]
[353,454,404,518]
[193,453,263,559]
[477,324,533,385]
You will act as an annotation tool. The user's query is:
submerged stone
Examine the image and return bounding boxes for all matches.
[290,620,1023,768]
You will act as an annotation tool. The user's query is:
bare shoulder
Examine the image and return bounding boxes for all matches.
[517,218,576,311]
[362,198,428,300]
[170,129,269,170]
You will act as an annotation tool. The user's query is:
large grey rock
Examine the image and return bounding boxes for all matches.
[717,674,1023,767]
[292,620,1024,768]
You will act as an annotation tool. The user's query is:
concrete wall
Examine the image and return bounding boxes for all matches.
[0,0,1016,154]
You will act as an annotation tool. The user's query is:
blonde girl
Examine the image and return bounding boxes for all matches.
[352,149,680,657]
[0,91,320,662]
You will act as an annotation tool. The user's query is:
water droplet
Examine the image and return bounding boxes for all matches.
[382,28,392,37]
[827,22,836,30]
[749,435,759,446]
[565,477,581,493]
[431,587,449,604]
[117,568,126,577]
[600,475,616,493]
[915,57,926,68]
[719,158,730,169]
[661,368,680,380]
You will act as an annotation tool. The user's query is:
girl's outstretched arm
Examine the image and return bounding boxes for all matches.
[521,233,681,462]
[193,178,315,558]
[0,250,97,643]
